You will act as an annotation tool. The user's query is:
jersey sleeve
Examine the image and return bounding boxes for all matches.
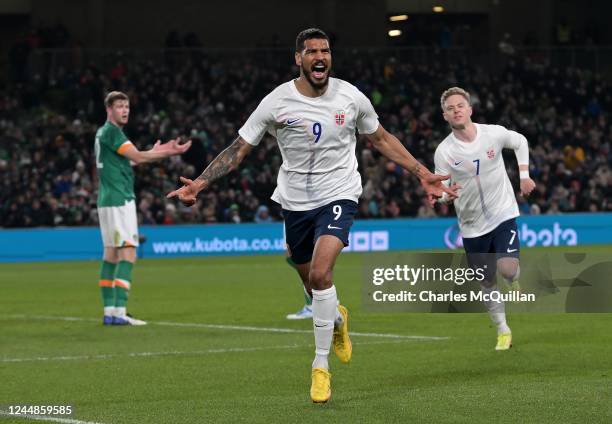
[102,126,132,154]
[495,125,520,149]
[434,146,451,182]
[238,93,276,146]
[496,125,529,165]
[434,145,452,202]
[355,89,379,135]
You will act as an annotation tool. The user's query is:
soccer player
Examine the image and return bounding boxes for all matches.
[168,28,458,402]
[96,91,191,325]
[434,87,536,350]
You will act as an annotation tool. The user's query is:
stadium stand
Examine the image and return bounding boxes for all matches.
[1,31,610,227]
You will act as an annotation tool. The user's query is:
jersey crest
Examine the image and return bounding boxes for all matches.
[335,110,345,126]
[487,148,495,159]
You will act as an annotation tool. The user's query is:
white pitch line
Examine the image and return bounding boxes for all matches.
[1,339,410,364]
[0,344,303,363]
[1,314,449,341]
[153,321,448,340]
[0,410,105,424]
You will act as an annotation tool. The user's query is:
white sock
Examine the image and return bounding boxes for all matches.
[114,306,126,318]
[311,285,337,370]
[103,306,114,316]
[481,284,511,334]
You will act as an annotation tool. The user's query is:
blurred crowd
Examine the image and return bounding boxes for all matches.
[1,41,610,228]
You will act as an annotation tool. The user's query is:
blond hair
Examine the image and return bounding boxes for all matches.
[104,91,129,108]
[440,87,471,110]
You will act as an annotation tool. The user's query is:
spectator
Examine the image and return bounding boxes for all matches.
[254,205,273,223]
[1,47,610,228]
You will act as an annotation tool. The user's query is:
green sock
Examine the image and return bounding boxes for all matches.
[303,287,313,307]
[99,261,116,308]
[114,260,134,308]
[286,256,312,307]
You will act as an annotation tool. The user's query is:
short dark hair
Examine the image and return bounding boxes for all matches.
[295,28,330,52]
[104,91,129,107]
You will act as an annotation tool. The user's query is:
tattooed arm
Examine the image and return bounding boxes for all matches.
[167,137,253,205]
[364,124,460,205]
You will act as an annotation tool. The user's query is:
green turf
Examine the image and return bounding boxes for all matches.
[1,247,612,423]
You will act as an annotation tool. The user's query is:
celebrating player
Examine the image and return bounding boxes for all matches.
[95,91,191,325]
[168,29,458,403]
[434,87,536,350]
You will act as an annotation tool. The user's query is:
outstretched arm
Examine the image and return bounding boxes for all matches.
[364,125,460,205]
[121,138,192,165]
[167,136,253,206]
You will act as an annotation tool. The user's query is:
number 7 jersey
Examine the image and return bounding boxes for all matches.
[238,77,379,211]
[434,123,521,238]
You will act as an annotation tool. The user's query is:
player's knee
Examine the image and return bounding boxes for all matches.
[103,248,118,263]
[497,258,519,281]
[309,267,332,290]
[498,261,519,281]
[118,247,137,263]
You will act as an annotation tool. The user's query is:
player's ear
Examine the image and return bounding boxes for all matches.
[295,51,302,67]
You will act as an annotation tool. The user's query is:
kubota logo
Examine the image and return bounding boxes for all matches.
[443,222,578,248]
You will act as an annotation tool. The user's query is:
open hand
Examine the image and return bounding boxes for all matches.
[152,137,192,156]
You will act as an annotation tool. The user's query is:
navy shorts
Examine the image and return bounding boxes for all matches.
[462,218,520,281]
[283,199,358,265]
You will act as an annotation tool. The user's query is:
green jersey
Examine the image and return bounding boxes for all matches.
[95,121,135,207]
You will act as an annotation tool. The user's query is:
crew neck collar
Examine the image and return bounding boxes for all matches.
[290,77,334,101]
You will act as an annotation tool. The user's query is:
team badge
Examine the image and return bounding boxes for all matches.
[487,148,495,159]
[335,110,345,126]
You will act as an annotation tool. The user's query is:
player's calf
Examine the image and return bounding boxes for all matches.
[497,258,521,293]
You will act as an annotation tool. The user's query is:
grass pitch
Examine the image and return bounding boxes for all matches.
[1,247,611,423]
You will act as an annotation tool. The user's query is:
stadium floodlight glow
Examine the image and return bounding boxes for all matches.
[389,14,409,22]
[433,6,444,13]
[388,30,402,37]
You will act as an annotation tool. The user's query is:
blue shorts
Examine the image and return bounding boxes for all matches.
[283,199,358,265]
[462,218,520,281]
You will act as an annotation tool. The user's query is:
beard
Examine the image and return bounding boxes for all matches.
[301,64,329,90]
[450,122,466,130]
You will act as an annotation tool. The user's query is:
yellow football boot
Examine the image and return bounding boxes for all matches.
[495,332,512,351]
[310,368,331,403]
[333,305,352,363]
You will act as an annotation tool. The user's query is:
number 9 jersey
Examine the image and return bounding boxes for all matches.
[238,77,379,211]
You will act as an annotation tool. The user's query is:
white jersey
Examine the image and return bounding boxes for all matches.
[238,77,379,211]
[434,123,522,238]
